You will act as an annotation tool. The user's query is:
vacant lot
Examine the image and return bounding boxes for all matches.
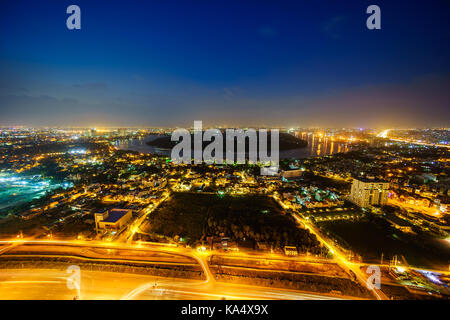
[146,193,324,254]
[319,219,450,270]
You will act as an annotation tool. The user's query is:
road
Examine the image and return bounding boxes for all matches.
[116,192,170,243]
[1,238,448,300]
[377,130,450,149]
[0,268,346,300]
[290,211,389,300]
[0,239,214,282]
[272,194,388,299]
[388,198,439,216]
[0,239,357,300]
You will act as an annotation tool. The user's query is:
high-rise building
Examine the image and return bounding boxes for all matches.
[349,177,389,208]
[117,128,127,136]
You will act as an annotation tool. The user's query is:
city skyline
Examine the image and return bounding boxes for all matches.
[1,0,450,128]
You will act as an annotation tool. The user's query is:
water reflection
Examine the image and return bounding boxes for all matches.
[115,133,352,159]
[114,136,170,156]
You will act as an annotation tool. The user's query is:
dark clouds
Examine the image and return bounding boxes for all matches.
[0,74,449,128]
[1,1,450,127]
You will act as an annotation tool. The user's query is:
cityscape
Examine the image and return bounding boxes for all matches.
[0,127,448,300]
[0,0,449,305]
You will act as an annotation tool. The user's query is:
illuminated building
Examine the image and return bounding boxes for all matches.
[94,208,132,233]
[284,246,298,256]
[280,169,303,180]
[349,177,389,208]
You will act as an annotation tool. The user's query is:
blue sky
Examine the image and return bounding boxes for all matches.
[1,0,449,127]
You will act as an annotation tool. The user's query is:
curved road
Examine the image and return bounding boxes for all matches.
[0,239,353,300]
[0,269,345,300]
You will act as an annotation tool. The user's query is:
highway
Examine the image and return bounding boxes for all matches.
[0,268,345,300]
[0,239,355,300]
[0,239,214,282]
[1,238,447,300]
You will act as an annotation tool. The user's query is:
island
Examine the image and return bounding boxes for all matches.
[146,131,308,151]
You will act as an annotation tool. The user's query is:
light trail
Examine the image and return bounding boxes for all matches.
[0,239,355,300]
[377,129,390,138]
[1,280,62,284]
[375,129,450,149]
[0,268,348,300]
[290,212,388,300]
[122,193,170,243]
[2,239,448,277]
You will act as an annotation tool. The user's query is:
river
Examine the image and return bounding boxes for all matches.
[114,133,353,159]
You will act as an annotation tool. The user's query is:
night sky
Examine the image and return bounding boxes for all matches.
[1,0,449,128]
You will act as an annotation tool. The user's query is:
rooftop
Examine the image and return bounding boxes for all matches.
[102,209,130,223]
[353,176,388,183]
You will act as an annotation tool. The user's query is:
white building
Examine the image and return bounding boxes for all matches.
[94,208,132,234]
[280,169,303,179]
[349,177,389,208]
